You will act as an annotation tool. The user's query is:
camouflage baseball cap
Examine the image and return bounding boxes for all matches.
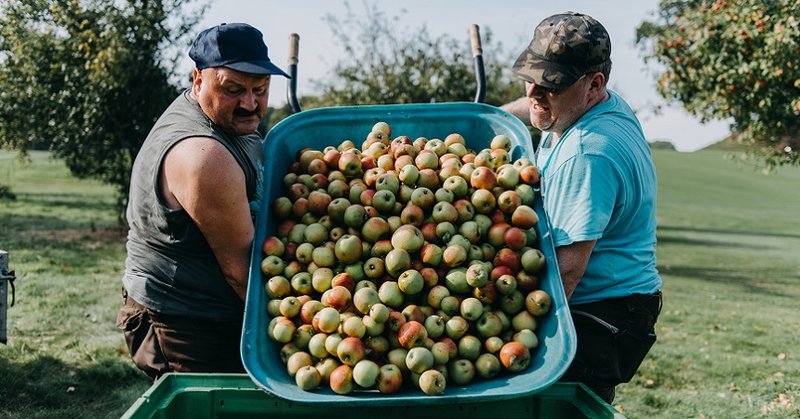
[512,12,610,90]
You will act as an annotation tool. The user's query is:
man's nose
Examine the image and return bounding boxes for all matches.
[240,91,258,110]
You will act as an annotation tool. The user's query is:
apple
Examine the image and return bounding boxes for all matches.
[495,274,518,296]
[391,224,424,254]
[444,268,470,294]
[326,178,350,199]
[490,134,512,151]
[315,358,339,384]
[430,341,451,365]
[371,189,396,214]
[338,151,363,178]
[352,359,380,388]
[307,332,329,359]
[465,263,489,288]
[279,296,302,318]
[398,320,428,349]
[519,165,541,186]
[511,205,538,229]
[360,217,390,243]
[417,168,440,190]
[443,175,469,199]
[434,187,454,203]
[405,346,435,374]
[314,307,340,334]
[385,248,412,278]
[472,280,498,305]
[457,335,482,361]
[442,244,467,267]
[265,275,291,299]
[525,289,552,317]
[324,285,352,312]
[369,303,390,323]
[419,243,444,266]
[376,363,404,394]
[431,201,459,223]
[378,281,404,309]
[418,369,446,396]
[294,365,322,391]
[514,328,539,349]
[402,304,425,324]
[279,342,299,365]
[493,248,521,273]
[337,336,366,366]
[499,341,531,372]
[343,204,368,229]
[400,203,425,226]
[453,199,475,223]
[331,272,356,294]
[286,351,313,378]
[471,188,497,214]
[475,353,502,379]
[398,269,425,295]
[470,166,497,190]
[475,311,504,338]
[521,248,546,274]
[362,257,385,280]
[426,285,451,309]
[422,314,446,339]
[362,314,385,337]
[459,297,484,321]
[420,267,439,288]
[500,290,525,315]
[270,316,296,343]
[300,300,324,325]
[445,315,470,340]
[333,234,362,264]
[512,310,538,332]
[329,364,355,394]
[447,358,476,386]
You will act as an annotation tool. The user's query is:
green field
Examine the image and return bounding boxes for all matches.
[1,148,799,418]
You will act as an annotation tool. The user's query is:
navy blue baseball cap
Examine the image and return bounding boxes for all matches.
[189,23,290,78]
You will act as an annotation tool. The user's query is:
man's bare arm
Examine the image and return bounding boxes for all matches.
[555,240,595,300]
[162,137,254,300]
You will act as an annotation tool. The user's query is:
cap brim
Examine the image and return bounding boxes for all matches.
[224,60,291,78]
[512,49,581,90]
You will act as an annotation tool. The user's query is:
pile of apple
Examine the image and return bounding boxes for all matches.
[261,122,552,396]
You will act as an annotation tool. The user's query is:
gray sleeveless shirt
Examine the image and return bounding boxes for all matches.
[123,89,263,320]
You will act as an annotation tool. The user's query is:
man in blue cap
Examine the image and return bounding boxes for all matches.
[117,23,289,379]
[503,12,663,403]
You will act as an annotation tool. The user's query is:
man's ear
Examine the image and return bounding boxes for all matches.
[192,68,203,92]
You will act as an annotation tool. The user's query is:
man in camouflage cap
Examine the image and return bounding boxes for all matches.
[503,13,663,403]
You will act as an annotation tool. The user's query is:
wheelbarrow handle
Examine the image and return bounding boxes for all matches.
[469,24,487,103]
[287,33,302,114]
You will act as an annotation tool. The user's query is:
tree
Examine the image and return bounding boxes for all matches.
[303,2,525,111]
[636,0,800,169]
[0,0,207,214]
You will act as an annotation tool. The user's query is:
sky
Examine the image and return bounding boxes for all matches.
[186,0,732,152]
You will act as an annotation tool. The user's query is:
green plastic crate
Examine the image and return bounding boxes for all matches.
[121,373,625,419]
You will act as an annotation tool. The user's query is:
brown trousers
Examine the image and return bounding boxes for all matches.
[116,293,245,380]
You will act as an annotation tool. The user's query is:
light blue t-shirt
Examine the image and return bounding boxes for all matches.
[535,90,661,305]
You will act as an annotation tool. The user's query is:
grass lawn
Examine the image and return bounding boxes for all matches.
[1,148,798,418]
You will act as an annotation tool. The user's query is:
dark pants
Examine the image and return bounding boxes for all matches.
[559,291,662,403]
[116,293,245,380]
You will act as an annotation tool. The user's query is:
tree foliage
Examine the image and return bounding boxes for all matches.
[0,0,206,212]
[303,2,524,109]
[636,0,800,169]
